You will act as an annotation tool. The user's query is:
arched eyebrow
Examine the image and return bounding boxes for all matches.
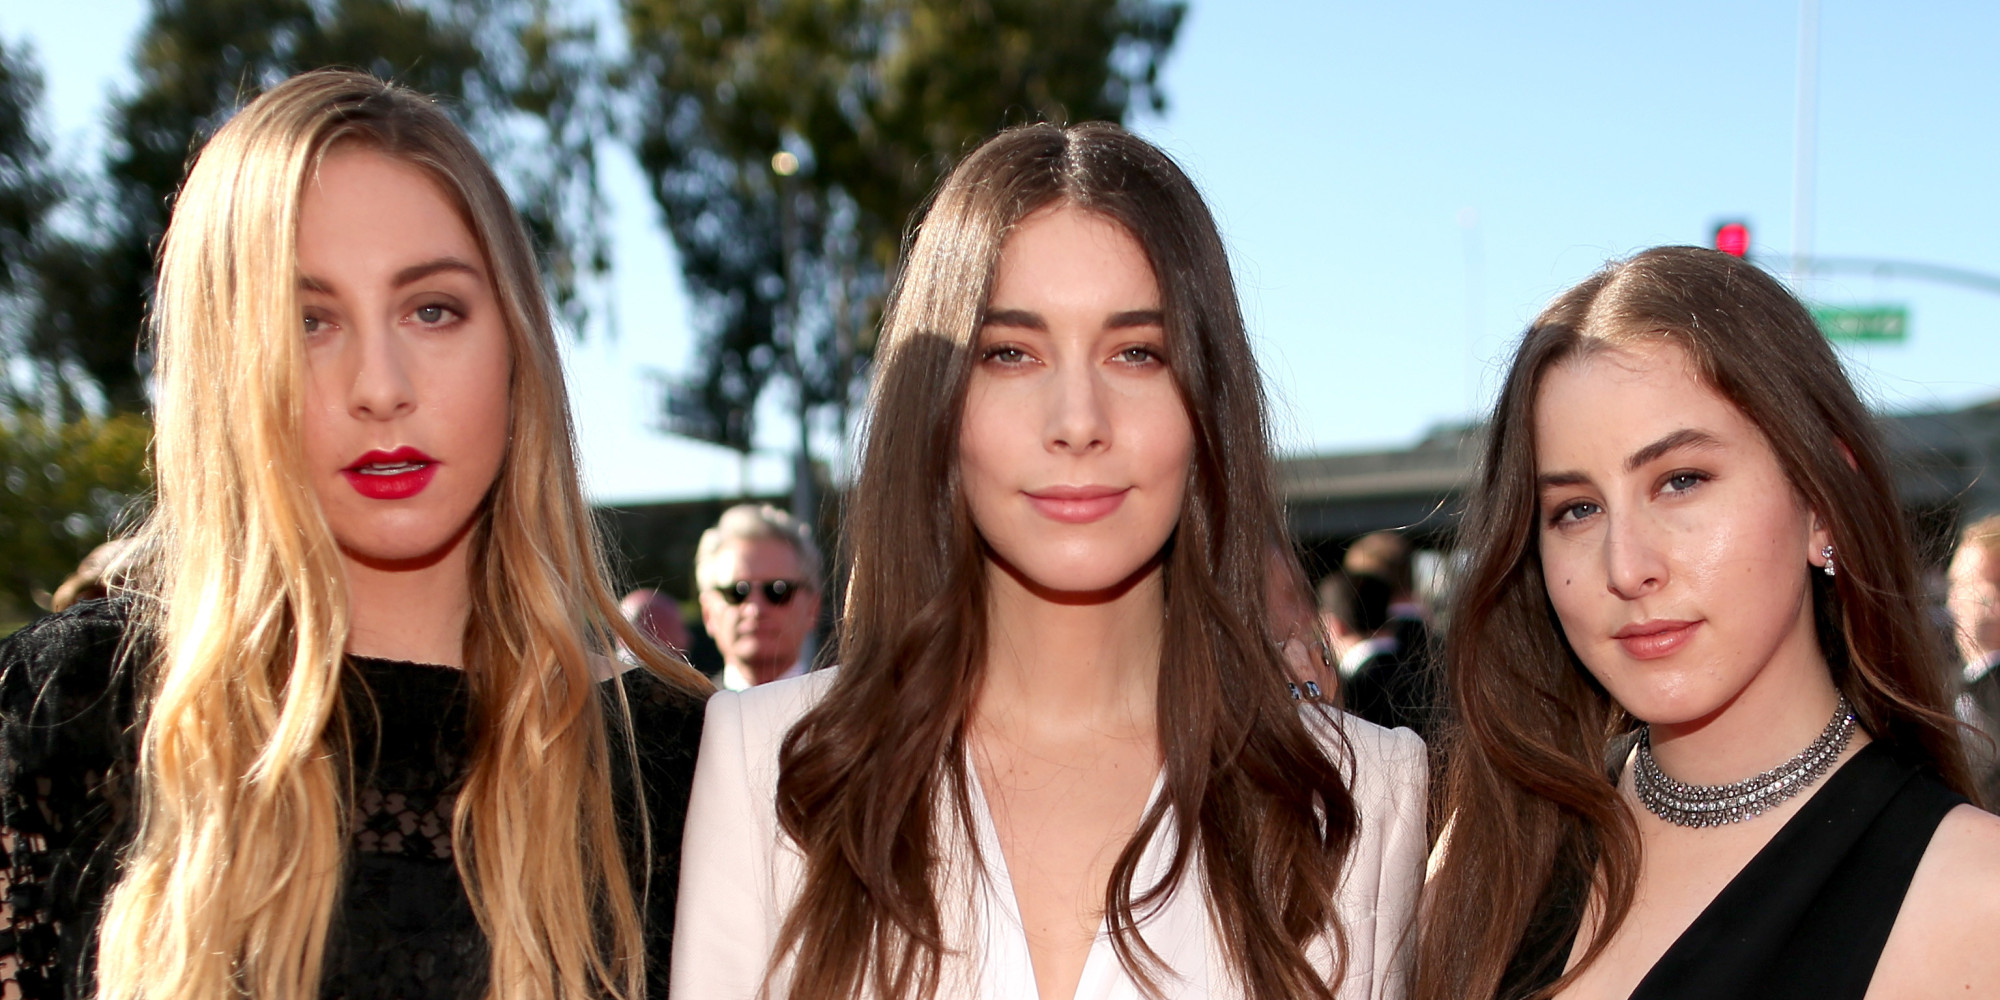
[296,256,482,294]
[1623,428,1721,471]
[981,308,1045,331]
[1537,428,1724,491]
[978,308,1164,330]
[392,257,482,287]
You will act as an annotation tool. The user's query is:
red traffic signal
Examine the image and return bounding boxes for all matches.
[1713,221,1751,257]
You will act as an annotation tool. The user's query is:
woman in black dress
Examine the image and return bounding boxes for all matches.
[1417,247,2000,1000]
[0,70,709,999]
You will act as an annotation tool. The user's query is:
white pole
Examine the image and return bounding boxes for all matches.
[1792,0,1820,288]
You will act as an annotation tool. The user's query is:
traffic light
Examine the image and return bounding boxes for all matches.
[1712,220,1751,257]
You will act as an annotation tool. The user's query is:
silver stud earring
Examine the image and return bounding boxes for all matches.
[1821,544,1836,577]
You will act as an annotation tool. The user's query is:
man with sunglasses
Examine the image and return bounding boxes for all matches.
[693,504,824,690]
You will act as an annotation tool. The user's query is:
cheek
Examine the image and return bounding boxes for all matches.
[1538,542,1596,638]
[1128,392,1194,492]
[466,352,514,462]
[1678,496,1806,612]
[955,387,1017,524]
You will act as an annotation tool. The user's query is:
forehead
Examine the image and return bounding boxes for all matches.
[986,203,1158,309]
[708,536,802,578]
[1532,339,1762,469]
[299,148,478,252]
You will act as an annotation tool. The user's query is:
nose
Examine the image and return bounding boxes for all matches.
[1043,358,1111,454]
[1602,511,1668,600]
[347,320,417,421]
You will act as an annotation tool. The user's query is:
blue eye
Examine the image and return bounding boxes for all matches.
[415,304,456,325]
[1549,501,1600,527]
[1662,471,1709,495]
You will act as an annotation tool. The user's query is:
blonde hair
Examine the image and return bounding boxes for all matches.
[99,69,707,1000]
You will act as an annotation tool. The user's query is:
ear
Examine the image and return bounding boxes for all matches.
[1808,511,1836,573]
[1809,440,1857,572]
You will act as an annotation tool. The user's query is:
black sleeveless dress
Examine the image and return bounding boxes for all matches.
[1500,740,1966,1000]
[0,599,708,999]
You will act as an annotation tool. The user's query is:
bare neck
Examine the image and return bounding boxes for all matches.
[973,559,1163,741]
[341,539,475,669]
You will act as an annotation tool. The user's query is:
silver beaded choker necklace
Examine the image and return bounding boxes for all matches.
[1633,696,1855,828]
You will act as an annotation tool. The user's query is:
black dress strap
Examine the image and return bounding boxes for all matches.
[1632,740,1965,1000]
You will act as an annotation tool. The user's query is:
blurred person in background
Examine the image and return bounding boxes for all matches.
[619,586,692,660]
[693,503,823,690]
[1947,513,2000,802]
[0,71,710,1000]
[1343,529,1432,662]
[1318,569,1432,740]
[46,539,135,613]
[1342,530,1441,742]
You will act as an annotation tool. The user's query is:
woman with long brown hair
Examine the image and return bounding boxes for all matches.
[672,122,1427,1000]
[0,70,709,999]
[1418,246,2000,1000]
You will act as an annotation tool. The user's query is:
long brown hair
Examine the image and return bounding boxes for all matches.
[771,122,1361,999]
[102,69,707,1000]
[1416,246,1974,1000]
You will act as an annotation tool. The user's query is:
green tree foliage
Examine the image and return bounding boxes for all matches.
[0,411,152,620]
[25,0,616,414]
[0,37,79,412]
[624,0,1184,455]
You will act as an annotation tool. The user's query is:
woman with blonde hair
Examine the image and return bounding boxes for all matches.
[0,69,709,999]
[673,122,1426,1000]
[1418,247,2000,1000]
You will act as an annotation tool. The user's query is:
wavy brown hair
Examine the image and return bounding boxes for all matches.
[1416,246,1975,1000]
[100,70,707,1000]
[770,122,1361,999]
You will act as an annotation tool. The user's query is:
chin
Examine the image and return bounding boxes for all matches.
[1004,552,1163,599]
[1603,681,1732,730]
[337,523,478,570]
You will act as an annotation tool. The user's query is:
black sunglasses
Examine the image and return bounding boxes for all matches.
[712,579,805,606]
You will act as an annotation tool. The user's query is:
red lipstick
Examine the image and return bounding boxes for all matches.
[342,446,438,500]
[1024,485,1130,524]
[1612,619,1701,660]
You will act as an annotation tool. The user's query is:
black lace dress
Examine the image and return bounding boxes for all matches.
[0,599,708,999]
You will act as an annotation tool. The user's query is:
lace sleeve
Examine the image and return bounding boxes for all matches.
[0,601,143,999]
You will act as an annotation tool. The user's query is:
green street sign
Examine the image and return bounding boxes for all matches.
[1812,304,1908,343]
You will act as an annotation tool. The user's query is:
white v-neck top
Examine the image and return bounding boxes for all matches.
[671,669,1428,1000]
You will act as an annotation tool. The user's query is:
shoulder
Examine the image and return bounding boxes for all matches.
[696,672,836,772]
[1873,803,2000,997]
[1303,704,1427,800]
[701,666,839,754]
[0,597,144,724]
[607,662,711,752]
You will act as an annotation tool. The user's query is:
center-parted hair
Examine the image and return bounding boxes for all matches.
[101,69,708,1000]
[1416,246,1973,1000]
[770,121,1361,1000]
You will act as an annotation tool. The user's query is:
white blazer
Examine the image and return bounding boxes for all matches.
[671,669,1428,999]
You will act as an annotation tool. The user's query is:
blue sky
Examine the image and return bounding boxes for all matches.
[11,2,2000,502]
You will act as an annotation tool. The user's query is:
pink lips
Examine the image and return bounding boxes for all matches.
[1612,619,1701,660]
[341,446,439,500]
[1024,485,1130,524]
